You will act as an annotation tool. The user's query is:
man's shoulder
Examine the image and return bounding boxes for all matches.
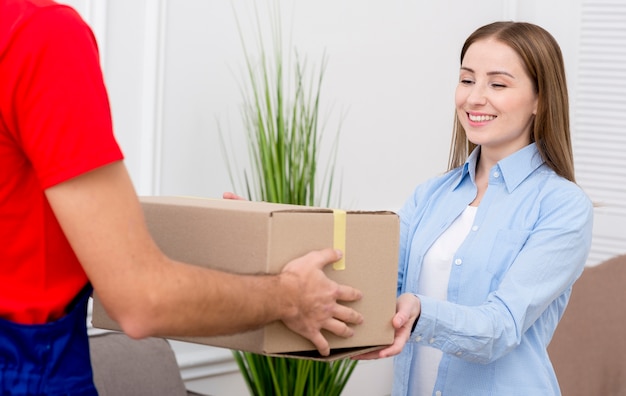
[0,0,82,55]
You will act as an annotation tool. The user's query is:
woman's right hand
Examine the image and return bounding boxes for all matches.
[222,191,246,200]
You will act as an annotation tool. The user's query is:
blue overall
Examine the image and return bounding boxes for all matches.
[0,285,97,395]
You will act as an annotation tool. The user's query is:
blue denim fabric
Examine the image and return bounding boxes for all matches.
[0,285,97,395]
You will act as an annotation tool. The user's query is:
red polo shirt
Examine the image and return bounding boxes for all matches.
[0,0,124,324]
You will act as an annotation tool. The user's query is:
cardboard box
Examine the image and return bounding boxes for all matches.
[92,196,399,361]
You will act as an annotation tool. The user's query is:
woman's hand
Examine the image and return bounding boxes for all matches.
[222,192,246,200]
[352,293,421,360]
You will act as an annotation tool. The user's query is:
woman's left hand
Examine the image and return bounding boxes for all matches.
[352,293,421,360]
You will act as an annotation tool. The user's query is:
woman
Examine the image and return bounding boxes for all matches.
[356,22,593,395]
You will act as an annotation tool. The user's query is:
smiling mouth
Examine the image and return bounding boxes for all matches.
[468,113,496,122]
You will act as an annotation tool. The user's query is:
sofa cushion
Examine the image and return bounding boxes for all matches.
[548,254,626,396]
[89,332,188,396]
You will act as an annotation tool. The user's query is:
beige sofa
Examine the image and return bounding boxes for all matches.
[89,332,207,396]
[548,254,626,396]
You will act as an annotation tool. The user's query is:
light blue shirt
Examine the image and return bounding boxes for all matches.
[392,143,593,396]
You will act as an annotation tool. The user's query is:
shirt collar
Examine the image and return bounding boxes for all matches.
[453,146,481,189]
[454,143,545,192]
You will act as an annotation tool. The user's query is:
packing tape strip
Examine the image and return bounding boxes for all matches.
[333,209,347,270]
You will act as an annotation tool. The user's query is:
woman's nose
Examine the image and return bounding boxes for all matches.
[467,85,487,106]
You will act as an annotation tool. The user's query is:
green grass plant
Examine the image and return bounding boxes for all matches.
[220,1,342,207]
[233,352,358,396]
[219,1,356,395]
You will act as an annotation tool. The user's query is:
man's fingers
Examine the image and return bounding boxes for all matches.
[305,248,343,270]
[321,317,355,338]
[336,284,363,303]
[286,248,364,303]
[307,332,331,357]
[332,303,363,326]
[313,317,357,356]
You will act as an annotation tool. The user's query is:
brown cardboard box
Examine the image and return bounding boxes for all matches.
[92,196,399,361]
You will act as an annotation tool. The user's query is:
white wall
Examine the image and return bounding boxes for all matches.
[66,0,587,212]
[83,0,520,211]
[61,0,626,395]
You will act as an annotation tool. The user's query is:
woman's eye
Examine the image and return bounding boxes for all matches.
[491,83,506,88]
[460,79,474,85]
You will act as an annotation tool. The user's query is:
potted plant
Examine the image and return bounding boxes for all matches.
[219,2,356,395]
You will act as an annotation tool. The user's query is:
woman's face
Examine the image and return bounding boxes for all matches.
[455,38,538,159]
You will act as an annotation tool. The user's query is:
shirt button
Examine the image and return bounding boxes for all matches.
[456,351,462,357]
[454,258,462,265]
[428,338,435,344]
[415,335,422,342]
[493,171,500,178]
[435,391,442,396]
[471,225,478,231]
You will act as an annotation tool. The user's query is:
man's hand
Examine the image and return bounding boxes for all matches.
[222,191,362,356]
[351,293,420,360]
[278,248,363,356]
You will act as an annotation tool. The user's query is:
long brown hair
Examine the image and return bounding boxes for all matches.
[448,22,576,183]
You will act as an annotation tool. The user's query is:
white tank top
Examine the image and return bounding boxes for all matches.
[410,205,478,396]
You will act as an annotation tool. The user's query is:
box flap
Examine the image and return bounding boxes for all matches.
[265,345,388,362]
